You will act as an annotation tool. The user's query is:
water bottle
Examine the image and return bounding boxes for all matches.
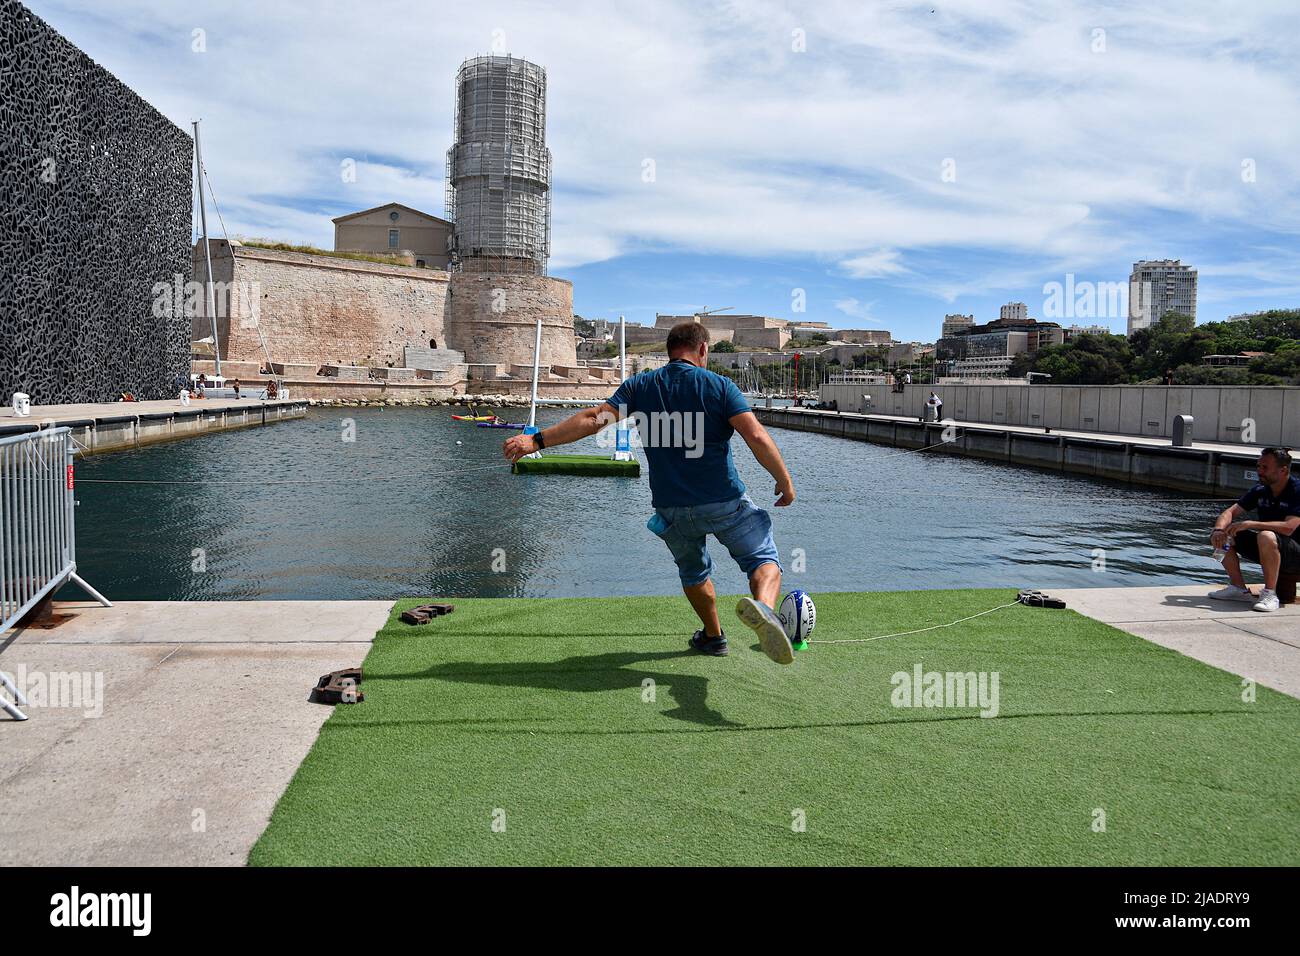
[1213,537,1232,563]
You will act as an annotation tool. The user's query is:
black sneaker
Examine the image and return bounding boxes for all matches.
[688,630,728,656]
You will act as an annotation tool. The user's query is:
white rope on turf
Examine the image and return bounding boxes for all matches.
[807,600,1022,645]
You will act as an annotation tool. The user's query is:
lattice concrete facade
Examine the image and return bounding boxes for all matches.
[0,1,192,404]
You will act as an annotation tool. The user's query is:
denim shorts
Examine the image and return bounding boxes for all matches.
[650,494,781,587]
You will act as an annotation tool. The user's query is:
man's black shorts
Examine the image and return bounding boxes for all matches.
[1234,529,1300,572]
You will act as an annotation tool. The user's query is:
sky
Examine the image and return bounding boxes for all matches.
[27,0,1300,341]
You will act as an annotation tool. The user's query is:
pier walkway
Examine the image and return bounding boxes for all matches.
[0,396,308,455]
[0,599,390,865]
[0,586,1295,864]
[757,405,1265,496]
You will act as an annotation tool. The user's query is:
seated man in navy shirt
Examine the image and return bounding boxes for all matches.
[503,321,798,663]
[1209,447,1300,612]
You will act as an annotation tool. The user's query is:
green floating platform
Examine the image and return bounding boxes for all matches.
[511,454,640,477]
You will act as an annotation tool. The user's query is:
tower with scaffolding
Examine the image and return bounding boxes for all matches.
[445,55,551,275]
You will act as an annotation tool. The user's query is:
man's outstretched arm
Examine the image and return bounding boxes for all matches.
[729,411,795,506]
[502,402,620,461]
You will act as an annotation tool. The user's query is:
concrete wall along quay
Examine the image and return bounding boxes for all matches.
[818,383,1300,448]
[758,404,1269,497]
[0,399,308,456]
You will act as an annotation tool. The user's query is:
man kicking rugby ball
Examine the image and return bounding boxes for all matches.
[503,321,798,664]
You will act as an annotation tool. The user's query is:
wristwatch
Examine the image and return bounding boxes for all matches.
[533,430,546,449]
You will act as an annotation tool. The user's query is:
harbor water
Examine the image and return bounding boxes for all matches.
[68,406,1233,601]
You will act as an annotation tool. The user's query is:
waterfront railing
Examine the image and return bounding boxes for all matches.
[0,428,111,718]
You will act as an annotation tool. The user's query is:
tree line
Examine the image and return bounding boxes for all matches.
[1009,310,1300,385]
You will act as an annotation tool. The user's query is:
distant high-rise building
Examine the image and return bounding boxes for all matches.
[999,302,1028,322]
[942,313,974,338]
[1128,259,1197,335]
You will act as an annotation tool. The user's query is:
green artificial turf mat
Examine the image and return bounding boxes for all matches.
[250,589,1300,866]
[511,454,640,477]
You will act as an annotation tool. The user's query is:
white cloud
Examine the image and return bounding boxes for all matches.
[834,297,876,321]
[28,0,1300,300]
[839,250,906,279]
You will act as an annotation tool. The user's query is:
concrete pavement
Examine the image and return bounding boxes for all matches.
[0,599,391,866]
[1056,584,1300,699]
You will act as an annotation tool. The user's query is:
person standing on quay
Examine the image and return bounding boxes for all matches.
[502,322,799,664]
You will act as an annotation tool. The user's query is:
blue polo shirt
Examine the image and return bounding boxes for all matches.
[1238,474,1300,539]
[607,359,751,508]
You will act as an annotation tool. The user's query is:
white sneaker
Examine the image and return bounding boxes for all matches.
[1208,585,1255,602]
[1253,589,1281,612]
[735,597,795,665]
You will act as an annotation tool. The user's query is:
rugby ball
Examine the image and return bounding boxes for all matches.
[779,590,816,647]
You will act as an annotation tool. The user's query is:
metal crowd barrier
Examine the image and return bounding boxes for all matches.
[1,427,111,719]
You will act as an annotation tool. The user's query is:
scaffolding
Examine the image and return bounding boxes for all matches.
[446,55,551,275]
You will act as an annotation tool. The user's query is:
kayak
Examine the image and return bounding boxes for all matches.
[476,421,526,429]
[451,414,497,422]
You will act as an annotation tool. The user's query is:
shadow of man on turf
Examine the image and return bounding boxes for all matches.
[381,649,740,728]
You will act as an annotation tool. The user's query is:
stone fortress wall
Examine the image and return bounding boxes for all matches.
[192,241,450,369]
[192,241,583,399]
[445,271,576,370]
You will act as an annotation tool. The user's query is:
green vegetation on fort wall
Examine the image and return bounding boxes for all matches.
[237,238,416,268]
